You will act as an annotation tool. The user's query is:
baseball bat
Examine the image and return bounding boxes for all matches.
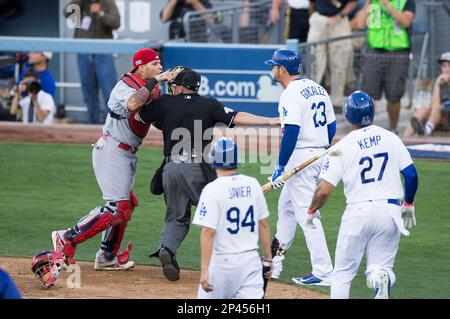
[261,149,332,194]
[262,260,271,298]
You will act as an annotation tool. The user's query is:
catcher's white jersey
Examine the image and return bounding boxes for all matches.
[278,77,336,148]
[193,174,269,254]
[320,125,414,203]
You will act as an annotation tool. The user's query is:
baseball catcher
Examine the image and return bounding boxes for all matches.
[48,49,180,272]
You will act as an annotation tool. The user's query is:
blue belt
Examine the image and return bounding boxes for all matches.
[366,199,401,206]
[387,199,401,206]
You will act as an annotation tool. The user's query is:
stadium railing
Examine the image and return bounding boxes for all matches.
[183,0,283,44]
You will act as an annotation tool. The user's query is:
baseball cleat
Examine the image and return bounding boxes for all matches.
[94,258,135,271]
[52,230,76,265]
[159,247,180,281]
[292,273,331,286]
[373,270,390,299]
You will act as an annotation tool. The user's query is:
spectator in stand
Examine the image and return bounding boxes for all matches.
[161,0,212,41]
[345,0,366,93]
[404,52,450,137]
[357,0,416,134]
[270,0,311,43]
[307,0,358,108]
[63,0,120,124]
[17,52,55,97]
[10,70,55,124]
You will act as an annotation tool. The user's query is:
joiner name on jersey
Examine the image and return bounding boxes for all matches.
[228,186,252,199]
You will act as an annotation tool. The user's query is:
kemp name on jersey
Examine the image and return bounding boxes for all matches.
[358,135,382,150]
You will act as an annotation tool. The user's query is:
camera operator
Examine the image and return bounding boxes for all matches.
[16,52,56,97]
[10,70,55,124]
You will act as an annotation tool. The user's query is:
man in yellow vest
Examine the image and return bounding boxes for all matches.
[357,0,416,134]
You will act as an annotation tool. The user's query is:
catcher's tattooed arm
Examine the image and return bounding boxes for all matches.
[127,87,152,112]
[127,69,182,112]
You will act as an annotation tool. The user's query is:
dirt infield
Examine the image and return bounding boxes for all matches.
[0,257,326,299]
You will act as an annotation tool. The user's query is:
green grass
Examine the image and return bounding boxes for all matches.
[0,141,449,298]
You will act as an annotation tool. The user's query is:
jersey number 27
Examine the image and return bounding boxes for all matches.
[359,152,389,184]
[226,205,255,234]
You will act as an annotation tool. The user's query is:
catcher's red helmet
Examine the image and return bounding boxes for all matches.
[31,250,65,289]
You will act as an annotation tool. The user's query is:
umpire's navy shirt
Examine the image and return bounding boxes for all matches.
[137,93,237,156]
[311,0,357,17]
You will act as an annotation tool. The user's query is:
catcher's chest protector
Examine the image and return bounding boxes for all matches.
[121,73,160,138]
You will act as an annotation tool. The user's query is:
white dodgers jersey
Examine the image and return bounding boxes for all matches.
[279,78,336,148]
[320,125,414,204]
[193,174,270,254]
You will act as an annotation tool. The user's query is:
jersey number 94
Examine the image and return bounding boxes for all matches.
[226,205,255,234]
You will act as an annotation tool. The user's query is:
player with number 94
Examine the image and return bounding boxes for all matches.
[193,138,273,299]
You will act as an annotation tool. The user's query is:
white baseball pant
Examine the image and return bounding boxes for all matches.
[275,148,333,279]
[331,200,402,299]
[197,250,264,299]
[92,135,137,201]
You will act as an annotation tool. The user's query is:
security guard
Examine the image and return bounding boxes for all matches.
[136,67,278,281]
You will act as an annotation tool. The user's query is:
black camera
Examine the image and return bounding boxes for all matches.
[26,81,41,95]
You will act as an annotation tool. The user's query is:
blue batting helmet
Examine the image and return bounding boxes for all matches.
[209,137,238,170]
[265,49,301,75]
[344,91,375,126]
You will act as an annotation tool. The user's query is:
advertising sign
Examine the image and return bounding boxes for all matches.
[163,43,284,117]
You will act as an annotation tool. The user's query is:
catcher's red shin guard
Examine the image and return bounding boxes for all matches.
[53,231,76,264]
[112,222,128,256]
[101,222,130,258]
[100,193,137,259]
[117,241,133,264]
[116,198,136,221]
[68,205,129,246]
[112,195,137,253]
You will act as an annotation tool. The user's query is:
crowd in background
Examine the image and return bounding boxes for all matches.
[0,0,448,137]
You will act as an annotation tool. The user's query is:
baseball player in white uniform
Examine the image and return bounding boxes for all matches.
[265,49,336,285]
[306,91,418,299]
[51,49,180,270]
[193,138,273,299]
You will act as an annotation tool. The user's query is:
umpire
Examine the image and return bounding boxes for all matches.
[136,67,278,281]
